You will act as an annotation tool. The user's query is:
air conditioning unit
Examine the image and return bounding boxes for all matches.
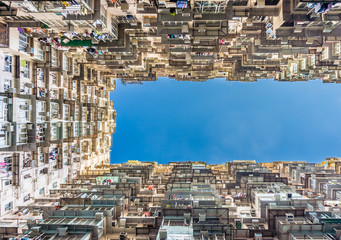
[120,218,126,227]
[184,213,191,222]
[119,232,128,240]
[294,26,303,33]
[182,24,189,33]
[166,2,176,8]
[138,208,143,215]
[252,219,259,227]
[254,233,262,240]
[31,226,41,234]
[286,213,294,222]
[95,212,104,221]
[27,218,36,225]
[199,213,206,222]
[57,227,68,237]
[306,38,314,45]
[32,209,40,216]
[159,229,167,240]
[198,24,206,32]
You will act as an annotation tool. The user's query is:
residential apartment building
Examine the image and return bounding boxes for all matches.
[0,0,116,220]
[0,0,340,239]
[1,0,337,83]
[0,159,339,239]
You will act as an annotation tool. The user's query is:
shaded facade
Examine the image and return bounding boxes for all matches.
[1,0,340,83]
[1,160,341,240]
[0,0,340,239]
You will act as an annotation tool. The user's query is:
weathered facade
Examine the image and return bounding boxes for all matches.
[0,0,340,239]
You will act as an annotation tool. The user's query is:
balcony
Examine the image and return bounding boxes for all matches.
[191,53,215,60]
[0,23,8,48]
[169,47,191,53]
[159,8,192,22]
[137,5,158,14]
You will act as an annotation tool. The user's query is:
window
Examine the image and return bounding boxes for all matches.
[301,59,306,70]
[35,42,44,61]
[4,201,13,211]
[4,180,11,186]
[39,187,45,195]
[87,68,92,79]
[310,55,315,66]
[63,53,68,71]
[24,194,30,202]
[4,156,12,172]
[50,72,57,86]
[83,0,93,9]
[38,154,45,163]
[74,61,79,75]
[37,68,44,82]
[111,20,118,38]
[19,31,28,52]
[3,78,12,92]
[335,42,341,55]
[21,60,30,78]
[52,181,57,188]
[4,55,12,72]
[51,48,58,67]
[322,47,329,61]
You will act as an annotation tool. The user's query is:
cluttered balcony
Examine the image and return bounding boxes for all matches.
[159,7,192,22]
[50,122,62,142]
[156,216,194,240]
[194,0,227,14]
[33,211,105,240]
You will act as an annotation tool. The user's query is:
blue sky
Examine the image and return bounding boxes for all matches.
[110,78,341,164]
